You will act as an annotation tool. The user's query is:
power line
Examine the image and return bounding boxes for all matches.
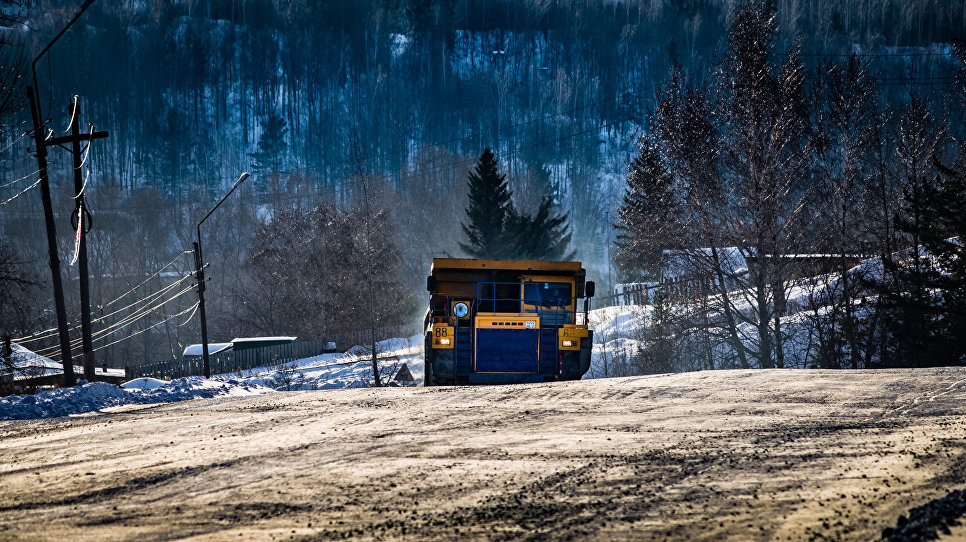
[33,282,198,356]
[13,251,194,344]
[77,274,199,340]
[0,178,41,206]
[83,303,200,356]
[45,277,200,350]
[17,274,196,352]
[85,283,199,344]
[0,129,31,155]
[98,251,194,310]
[0,168,43,189]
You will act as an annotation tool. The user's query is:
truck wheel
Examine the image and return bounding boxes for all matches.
[424,333,434,386]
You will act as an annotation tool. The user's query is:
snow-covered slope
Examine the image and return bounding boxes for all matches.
[0,336,424,421]
[0,378,272,420]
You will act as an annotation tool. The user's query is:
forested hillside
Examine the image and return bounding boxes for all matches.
[1,0,964,368]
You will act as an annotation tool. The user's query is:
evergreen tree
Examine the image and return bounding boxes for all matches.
[614,136,678,281]
[922,156,966,364]
[505,196,574,260]
[460,149,574,260]
[250,112,288,175]
[460,148,513,258]
[876,99,947,367]
[636,285,677,374]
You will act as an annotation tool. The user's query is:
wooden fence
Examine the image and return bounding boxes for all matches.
[598,280,810,318]
[126,324,421,380]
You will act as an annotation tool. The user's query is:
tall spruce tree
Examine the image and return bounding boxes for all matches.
[460,149,574,260]
[505,196,574,260]
[460,149,513,258]
[250,112,288,175]
[922,156,966,364]
[614,136,678,281]
[876,98,947,367]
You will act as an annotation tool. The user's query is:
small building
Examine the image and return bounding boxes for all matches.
[181,337,296,361]
[182,343,233,357]
[229,336,297,351]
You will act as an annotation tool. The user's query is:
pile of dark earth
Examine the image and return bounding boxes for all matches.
[882,489,966,541]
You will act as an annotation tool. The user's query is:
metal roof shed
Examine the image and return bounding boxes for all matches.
[228,336,297,351]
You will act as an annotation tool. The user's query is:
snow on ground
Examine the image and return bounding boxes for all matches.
[8,279,849,421]
[0,378,272,421]
[0,335,424,421]
[8,342,125,380]
[2,275,861,421]
[586,304,645,379]
[581,255,898,376]
[121,377,169,390]
[232,335,424,391]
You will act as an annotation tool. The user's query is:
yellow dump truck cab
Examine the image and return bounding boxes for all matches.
[424,258,595,386]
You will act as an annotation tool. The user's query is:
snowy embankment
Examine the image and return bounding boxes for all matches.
[237,335,424,391]
[0,378,272,421]
[584,260,877,377]
[585,304,646,379]
[0,335,424,421]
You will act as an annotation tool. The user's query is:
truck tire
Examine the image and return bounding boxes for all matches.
[424,333,435,386]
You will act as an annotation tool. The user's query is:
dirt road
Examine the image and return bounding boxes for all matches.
[1,368,965,541]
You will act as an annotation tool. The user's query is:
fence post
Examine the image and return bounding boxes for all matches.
[2,335,12,381]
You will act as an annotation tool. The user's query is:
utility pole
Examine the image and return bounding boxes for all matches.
[26,0,100,386]
[46,96,109,380]
[196,172,250,379]
[192,241,209,377]
[27,87,75,385]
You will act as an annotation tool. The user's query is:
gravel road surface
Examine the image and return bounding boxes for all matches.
[1,368,965,541]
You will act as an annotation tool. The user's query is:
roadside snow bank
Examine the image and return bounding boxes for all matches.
[235,335,425,390]
[0,378,272,421]
[121,377,167,390]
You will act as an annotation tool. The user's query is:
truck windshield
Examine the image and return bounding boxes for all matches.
[523,282,572,309]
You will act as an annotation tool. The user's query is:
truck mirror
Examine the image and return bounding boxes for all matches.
[585,281,595,298]
[427,276,437,292]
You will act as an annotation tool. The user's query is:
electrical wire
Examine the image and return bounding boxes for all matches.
[0,178,40,206]
[87,303,200,354]
[175,302,200,327]
[73,168,90,199]
[91,273,197,329]
[75,124,94,171]
[13,252,195,344]
[33,282,199,356]
[0,129,31,155]
[98,251,194,310]
[42,301,199,360]
[16,270,196,345]
[64,97,78,133]
[0,168,42,189]
[86,283,199,343]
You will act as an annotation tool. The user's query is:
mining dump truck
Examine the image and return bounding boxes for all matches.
[424,258,595,386]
